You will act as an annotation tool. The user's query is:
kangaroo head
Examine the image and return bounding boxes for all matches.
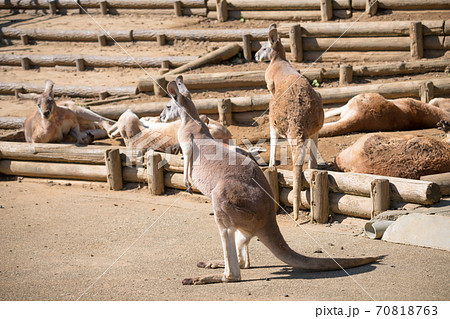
[35,80,56,120]
[160,75,192,122]
[255,41,272,62]
[264,23,286,61]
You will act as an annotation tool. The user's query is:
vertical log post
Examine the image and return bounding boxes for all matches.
[410,22,423,59]
[20,57,31,70]
[320,0,333,22]
[370,178,390,218]
[419,81,434,103]
[99,91,108,100]
[75,58,85,72]
[20,34,29,45]
[216,0,228,22]
[105,149,123,191]
[147,150,165,195]
[289,24,303,62]
[14,87,24,99]
[157,34,166,46]
[77,0,85,14]
[365,0,378,16]
[339,64,353,86]
[242,34,252,62]
[159,60,170,75]
[218,98,232,126]
[100,1,108,15]
[310,170,329,224]
[98,34,108,47]
[49,0,58,15]
[154,76,168,97]
[263,167,280,213]
[174,1,182,17]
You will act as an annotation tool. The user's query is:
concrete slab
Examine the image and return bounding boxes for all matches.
[382,213,450,251]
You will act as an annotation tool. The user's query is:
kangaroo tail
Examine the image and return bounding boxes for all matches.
[257,224,378,271]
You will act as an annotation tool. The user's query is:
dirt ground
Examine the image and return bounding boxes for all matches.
[0,180,449,301]
[0,8,450,301]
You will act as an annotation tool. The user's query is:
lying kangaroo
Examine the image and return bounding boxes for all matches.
[336,122,450,179]
[320,93,450,137]
[23,80,115,144]
[160,75,377,285]
[256,24,324,219]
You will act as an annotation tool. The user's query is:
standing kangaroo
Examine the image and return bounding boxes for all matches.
[257,24,324,219]
[160,76,377,285]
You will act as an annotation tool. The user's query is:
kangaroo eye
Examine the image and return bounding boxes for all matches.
[167,105,171,110]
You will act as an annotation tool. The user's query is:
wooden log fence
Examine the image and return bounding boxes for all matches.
[90,77,450,119]
[0,82,138,98]
[0,54,198,70]
[0,141,443,220]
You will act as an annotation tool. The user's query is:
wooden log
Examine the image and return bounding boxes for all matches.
[98,34,107,47]
[99,91,108,100]
[339,64,353,85]
[242,34,252,62]
[174,1,182,17]
[75,58,85,72]
[0,160,107,182]
[350,59,450,77]
[165,43,241,75]
[208,10,329,21]
[289,24,303,62]
[153,76,168,97]
[14,87,23,99]
[105,148,123,190]
[278,169,441,205]
[421,173,450,196]
[365,0,378,16]
[0,54,197,69]
[0,117,25,129]
[370,179,390,218]
[310,170,329,224]
[216,0,228,22]
[0,130,25,142]
[207,0,352,10]
[0,82,138,98]
[303,36,412,51]
[262,166,279,212]
[20,57,30,70]
[352,0,450,10]
[320,0,333,22]
[49,0,58,15]
[20,34,29,45]
[157,34,166,46]
[218,98,232,125]
[280,187,373,219]
[0,142,143,166]
[419,81,434,103]
[147,150,164,195]
[93,76,450,119]
[410,22,424,59]
[163,171,200,192]
[100,1,109,15]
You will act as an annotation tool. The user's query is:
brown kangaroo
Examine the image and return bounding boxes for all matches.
[23,80,114,144]
[256,24,324,220]
[160,75,378,285]
[320,93,450,137]
[336,121,450,179]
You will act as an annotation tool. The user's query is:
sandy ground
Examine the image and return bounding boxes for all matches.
[1,8,450,301]
[0,180,449,301]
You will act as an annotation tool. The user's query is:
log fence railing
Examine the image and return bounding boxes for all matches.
[0,141,444,221]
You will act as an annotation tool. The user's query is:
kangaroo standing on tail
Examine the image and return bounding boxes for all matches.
[160,76,377,285]
[257,24,324,220]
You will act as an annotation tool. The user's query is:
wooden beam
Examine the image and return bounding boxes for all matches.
[320,0,333,22]
[100,1,109,15]
[289,24,303,62]
[147,150,165,195]
[339,64,353,86]
[174,1,182,17]
[410,21,424,59]
[365,0,378,16]
[419,80,434,103]
[105,149,123,190]
[242,34,252,62]
[370,178,390,218]
[216,0,228,22]
[310,170,329,224]
[218,98,232,125]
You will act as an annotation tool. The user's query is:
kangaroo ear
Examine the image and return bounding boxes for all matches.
[167,81,179,98]
[175,75,190,96]
[44,80,54,98]
[268,24,278,45]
